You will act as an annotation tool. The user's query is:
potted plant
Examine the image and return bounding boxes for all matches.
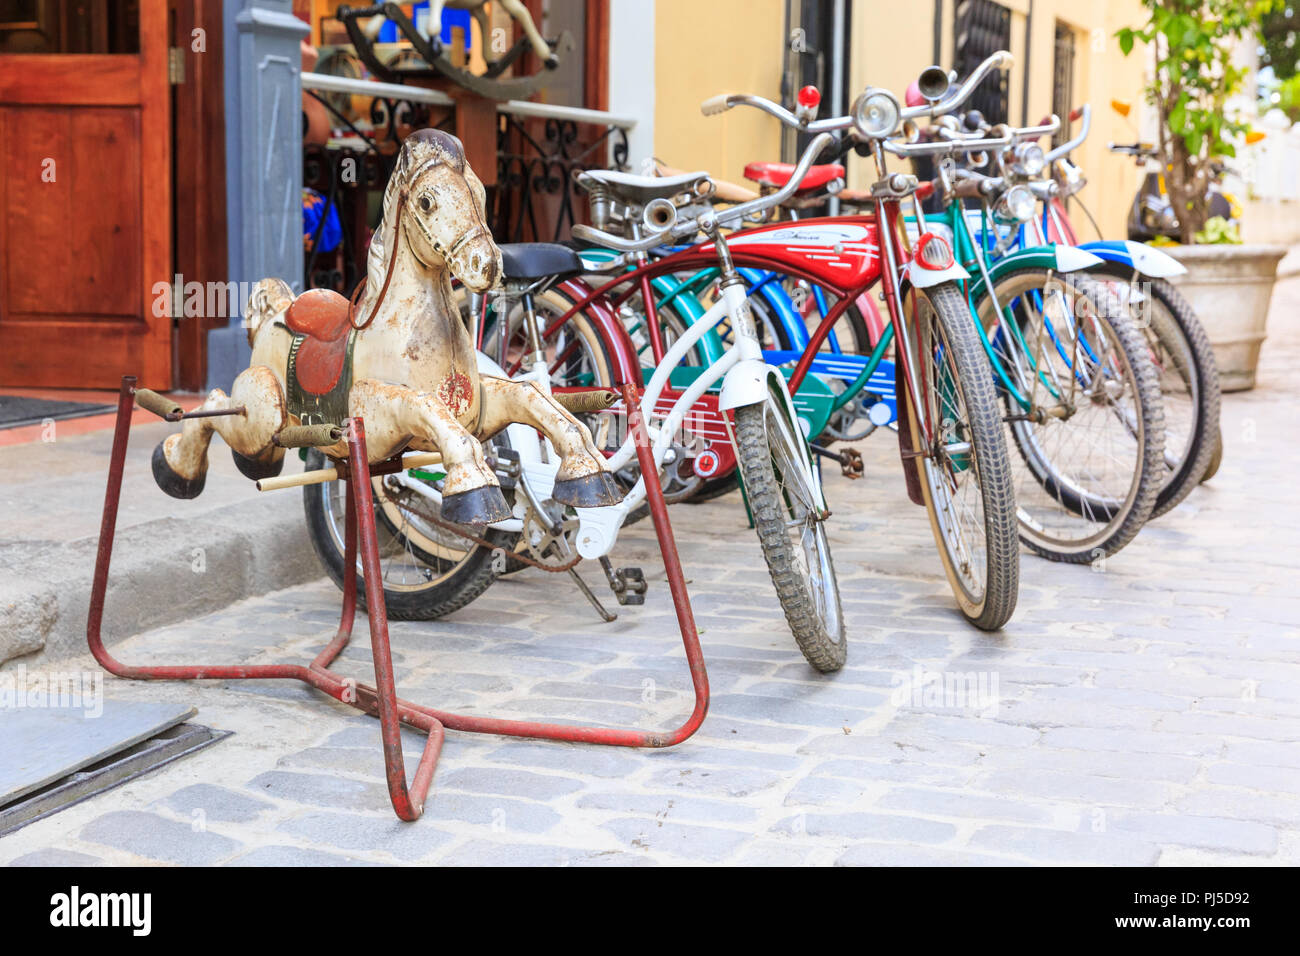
[1119,0,1289,390]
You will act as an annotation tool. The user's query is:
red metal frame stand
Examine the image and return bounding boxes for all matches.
[88,376,709,821]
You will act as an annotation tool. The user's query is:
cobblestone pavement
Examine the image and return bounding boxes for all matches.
[3,279,1298,867]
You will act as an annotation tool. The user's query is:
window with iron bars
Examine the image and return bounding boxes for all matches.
[954,0,1011,124]
[1052,22,1077,148]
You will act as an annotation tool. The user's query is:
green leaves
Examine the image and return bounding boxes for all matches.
[1119,0,1272,241]
[1195,216,1242,244]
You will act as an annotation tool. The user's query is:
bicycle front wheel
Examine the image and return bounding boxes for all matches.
[1089,267,1220,517]
[904,282,1020,630]
[979,269,1166,562]
[733,395,846,672]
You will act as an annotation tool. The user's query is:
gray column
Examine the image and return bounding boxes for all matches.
[207,0,309,391]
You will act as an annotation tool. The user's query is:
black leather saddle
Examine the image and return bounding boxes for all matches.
[499,242,584,282]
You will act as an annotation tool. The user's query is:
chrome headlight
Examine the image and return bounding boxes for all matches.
[853,88,900,139]
[996,184,1037,222]
[1012,142,1046,177]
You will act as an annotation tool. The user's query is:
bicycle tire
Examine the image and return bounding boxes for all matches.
[1089,267,1220,518]
[733,395,846,672]
[906,282,1020,630]
[301,448,514,620]
[981,269,1165,562]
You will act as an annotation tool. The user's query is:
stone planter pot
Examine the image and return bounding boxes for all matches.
[1163,243,1288,391]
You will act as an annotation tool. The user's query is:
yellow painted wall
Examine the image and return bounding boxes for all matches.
[652,0,786,186]
[847,0,1148,237]
[655,0,1149,238]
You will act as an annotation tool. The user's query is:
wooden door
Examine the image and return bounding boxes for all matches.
[0,0,171,389]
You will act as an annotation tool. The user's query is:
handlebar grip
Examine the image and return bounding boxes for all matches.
[133,388,183,420]
[701,94,732,117]
[915,180,936,201]
[274,424,344,448]
[1069,106,1084,122]
[950,177,984,200]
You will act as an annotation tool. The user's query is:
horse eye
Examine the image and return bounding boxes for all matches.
[418,195,434,213]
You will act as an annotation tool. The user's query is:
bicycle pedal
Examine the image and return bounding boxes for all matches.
[840,448,864,479]
[600,558,647,606]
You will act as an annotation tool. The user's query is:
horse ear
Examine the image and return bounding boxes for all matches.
[463,161,489,222]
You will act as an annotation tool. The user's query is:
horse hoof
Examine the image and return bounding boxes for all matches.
[441,484,511,526]
[231,448,284,482]
[152,441,206,499]
[552,471,623,508]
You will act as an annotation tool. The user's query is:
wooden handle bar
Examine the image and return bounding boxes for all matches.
[256,451,444,492]
[132,388,183,420]
[554,390,619,415]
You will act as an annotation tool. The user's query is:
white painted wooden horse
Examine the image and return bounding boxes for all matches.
[152,128,620,524]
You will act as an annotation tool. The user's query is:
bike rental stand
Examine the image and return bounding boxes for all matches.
[87,376,710,821]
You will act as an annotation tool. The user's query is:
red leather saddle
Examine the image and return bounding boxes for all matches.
[743,161,845,193]
[285,289,353,395]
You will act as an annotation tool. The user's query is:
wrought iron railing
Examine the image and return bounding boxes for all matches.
[301,74,633,296]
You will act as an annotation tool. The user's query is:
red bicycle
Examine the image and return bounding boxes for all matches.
[528,56,1021,630]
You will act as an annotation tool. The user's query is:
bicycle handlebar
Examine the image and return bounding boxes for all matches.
[571,131,840,251]
[1044,103,1090,162]
[698,92,852,134]
[900,50,1013,120]
[885,131,1013,158]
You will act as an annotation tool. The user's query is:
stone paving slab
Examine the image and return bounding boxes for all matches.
[0,279,1298,866]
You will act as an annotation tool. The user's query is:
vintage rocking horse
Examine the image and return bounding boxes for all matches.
[151,128,621,524]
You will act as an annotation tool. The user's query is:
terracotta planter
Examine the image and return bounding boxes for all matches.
[1163,243,1288,391]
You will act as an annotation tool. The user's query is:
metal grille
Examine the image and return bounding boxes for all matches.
[1052,23,1076,148]
[954,0,1011,124]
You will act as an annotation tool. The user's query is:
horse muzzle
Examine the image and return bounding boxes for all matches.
[448,230,501,293]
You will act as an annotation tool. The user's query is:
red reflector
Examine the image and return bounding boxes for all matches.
[693,449,721,478]
[916,233,954,270]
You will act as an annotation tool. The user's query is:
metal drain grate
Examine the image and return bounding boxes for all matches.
[0,722,230,836]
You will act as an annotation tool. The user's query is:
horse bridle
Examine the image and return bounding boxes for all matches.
[349,157,490,332]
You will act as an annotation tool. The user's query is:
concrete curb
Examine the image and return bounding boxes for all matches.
[0,495,324,667]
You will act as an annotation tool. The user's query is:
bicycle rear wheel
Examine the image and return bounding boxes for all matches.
[733,393,846,672]
[904,282,1020,630]
[302,444,517,620]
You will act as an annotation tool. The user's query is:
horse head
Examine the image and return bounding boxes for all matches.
[395,129,501,293]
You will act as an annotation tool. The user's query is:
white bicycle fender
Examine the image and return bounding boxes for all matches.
[1120,240,1188,278]
[1052,245,1105,272]
[718,358,779,413]
[721,360,827,510]
[905,259,969,288]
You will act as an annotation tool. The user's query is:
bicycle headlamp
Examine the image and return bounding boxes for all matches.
[996,184,1037,222]
[852,88,900,139]
[1012,142,1046,177]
